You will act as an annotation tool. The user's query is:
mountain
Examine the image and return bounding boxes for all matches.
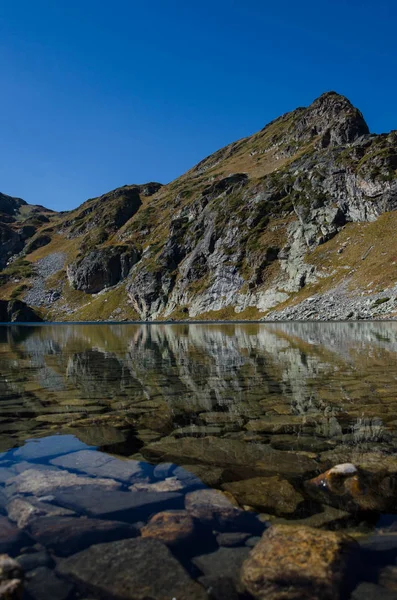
[1,91,397,321]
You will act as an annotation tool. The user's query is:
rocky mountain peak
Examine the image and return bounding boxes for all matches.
[301,91,370,146]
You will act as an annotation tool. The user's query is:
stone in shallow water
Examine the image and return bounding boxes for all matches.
[172,425,223,438]
[179,464,224,487]
[272,505,351,529]
[199,575,239,600]
[13,435,87,461]
[25,566,74,600]
[216,532,250,547]
[241,524,359,600]
[142,436,318,477]
[16,550,53,572]
[56,538,208,599]
[305,463,396,512]
[379,565,397,592]
[199,413,243,425]
[351,582,397,600]
[51,486,182,520]
[28,516,138,556]
[270,434,333,453]
[0,553,24,599]
[7,497,75,528]
[5,468,120,497]
[185,489,242,524]
[129,477,185,493]
[0,517,30,556]
[193,546,250,584]
[141,510,195,546]
[222,476,304,516]
[50,449,145,483]
[66,425,127,448]
[245,416,314,434]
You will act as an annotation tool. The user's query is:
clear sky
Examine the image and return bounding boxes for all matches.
[0,0,396,211]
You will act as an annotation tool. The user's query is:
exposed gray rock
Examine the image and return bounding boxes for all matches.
[67,245,140,294]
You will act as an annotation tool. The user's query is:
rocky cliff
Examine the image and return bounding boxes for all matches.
[1,91,396,321]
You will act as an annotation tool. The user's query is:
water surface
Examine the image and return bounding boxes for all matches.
[2,322,397,598]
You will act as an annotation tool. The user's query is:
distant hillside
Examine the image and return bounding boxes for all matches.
[1,91,397,321]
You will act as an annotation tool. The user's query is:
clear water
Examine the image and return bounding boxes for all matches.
[1,322,397,598]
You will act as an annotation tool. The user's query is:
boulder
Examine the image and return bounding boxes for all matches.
[241,524,359,600]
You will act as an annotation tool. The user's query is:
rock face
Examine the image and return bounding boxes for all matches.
[241,524,359,600]
[1,92,397,321]
[67,245,140,293]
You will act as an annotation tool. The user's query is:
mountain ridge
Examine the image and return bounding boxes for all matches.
[1,91,397,321]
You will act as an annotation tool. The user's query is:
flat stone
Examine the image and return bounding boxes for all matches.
[0,517,30,556]
[129,477,185,493]
[245,416,313,434]
[51,486,182,520]
[179,464,224,487]
[142,436,318,477]
[28,516,138,556]
[172,425,223,437]
[241,524,359,600]
[0,553,24,600]
[141,510,195,546]
[193,547,250,583]
[7,497,75,528]
[216,532,250,547]
[270,434,332,453]
[222,476,304,516]
[5,468,120,497]
[199,413,243,425]
[351,582,397,600]
[13,435,88,461]
[56,538,208,599]
[274,505,350,529]
[16,550,53,572]
[50,450,145,483]
[67,425,127,448]
[25,566,74,600]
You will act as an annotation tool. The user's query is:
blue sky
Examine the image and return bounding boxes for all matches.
[0,0,396,211]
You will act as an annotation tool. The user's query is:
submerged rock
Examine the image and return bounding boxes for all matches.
[185,489,242,524]
[56,538,208,599]
[141,510,195,546]
[24,566,73,600]
[0,554,24,599]
[142,436,319,477]
[241,524,359,600]
[222,476,304,516]
[6,497,75,529]
[5,468,120,497]
[28,516,139,557]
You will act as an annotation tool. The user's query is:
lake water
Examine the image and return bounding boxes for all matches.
[1,322,397,599]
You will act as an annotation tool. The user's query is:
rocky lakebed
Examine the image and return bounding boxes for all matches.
[2,322,397,599]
